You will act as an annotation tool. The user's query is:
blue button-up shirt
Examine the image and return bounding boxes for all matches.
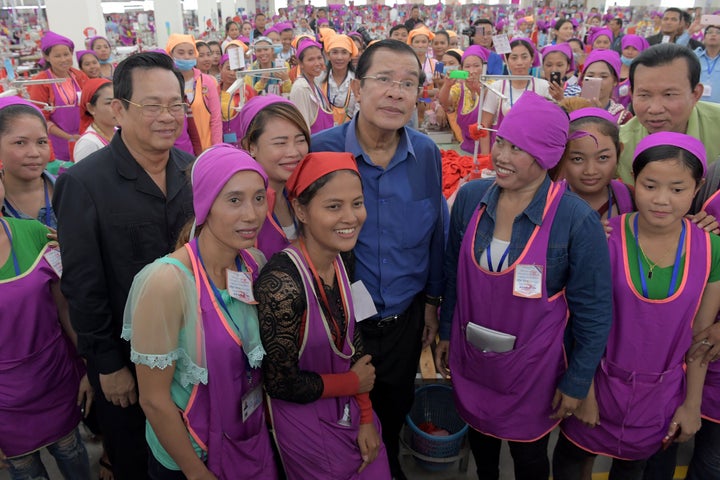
[312,117,447,317]
[439,176,612,399]
[695,47,720,104]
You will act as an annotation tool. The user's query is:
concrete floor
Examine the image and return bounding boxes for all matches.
[0,425,694,480]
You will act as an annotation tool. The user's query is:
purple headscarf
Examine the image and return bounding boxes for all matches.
[236,94,293,142]
[583,48,621,80]
[40,31,74,53]
[634,132,707,177]
[496,91,569,170]
[191,144,269,225]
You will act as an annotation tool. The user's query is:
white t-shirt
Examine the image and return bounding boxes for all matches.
[73,125,109,162]
[482,78,552,121]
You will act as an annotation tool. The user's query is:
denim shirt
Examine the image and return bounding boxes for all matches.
[439,176,612,399]
[312,117,447,316]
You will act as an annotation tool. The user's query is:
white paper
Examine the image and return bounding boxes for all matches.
[44,249,63,278]
[492,34,512,55]
[350,280,377,322]
[513,264,543,299]
[228,47,245,70]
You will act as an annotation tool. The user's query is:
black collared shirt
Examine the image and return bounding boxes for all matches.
[53,132,194,374]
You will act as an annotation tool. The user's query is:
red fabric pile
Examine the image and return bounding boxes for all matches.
[441,149,492,199]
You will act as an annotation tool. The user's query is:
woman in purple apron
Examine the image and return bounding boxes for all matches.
[554,108,634,220]
[479,38,549,155]
[554,133,720,480]
[238,95,310,259]
[122,145,277,480]
[27,31,88,161]
[0,169,92,478]
[686,187,720,479]
[435,92,613,480]
[437,45,490,154]
[256,152,391,479]
[289,40,334,134]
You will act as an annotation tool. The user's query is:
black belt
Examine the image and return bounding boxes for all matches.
[369,311,409,329]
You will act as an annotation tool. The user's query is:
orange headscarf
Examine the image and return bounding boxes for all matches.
[165,34,198,56]
[323,34,359,57]
[79,78,111,134]
[407,27,435,45]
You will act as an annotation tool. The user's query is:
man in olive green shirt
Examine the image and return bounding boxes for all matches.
[619,43,720,184]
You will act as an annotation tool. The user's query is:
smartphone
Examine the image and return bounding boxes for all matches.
[434,61,445,75]
[701,14,720,26]
[661,426,681,451]
[550,71,562,86]
[581,77,603,100]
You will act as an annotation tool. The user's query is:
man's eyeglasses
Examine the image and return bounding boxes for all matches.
[121,98,188,118]
[362,75,420,93]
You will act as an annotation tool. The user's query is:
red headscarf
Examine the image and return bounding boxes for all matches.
[286,152,359,200]
[79,78,111,134]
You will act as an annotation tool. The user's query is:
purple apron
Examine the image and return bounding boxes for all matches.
[311,103,334,134]
[455,83,481,154]
[174,116,195,155]
[562,215,711,460]
[701,190,720,423]
[610,180,634,216]
[183,239,277,479]
[0,238,82,457]
[222,101,243,148]
[47,72,81,161]
[268,246,391,479]
[449,182,569,441]
[256,189,293,259]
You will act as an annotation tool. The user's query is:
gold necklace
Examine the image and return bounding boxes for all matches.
[636,239,676,279]
[91,122,113,142]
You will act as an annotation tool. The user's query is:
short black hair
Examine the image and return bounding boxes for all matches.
[663,7,683,19]
[629,43,700,91]
[633,145,704,185]
[473,18,493,28]
[255,12,266,19]
[568,38,585,50]
[611,18,623,27]
[113,52,183,109]
[434,30,450,42]
[681,10,692,26]
[507,38,535,60]
[225,21,239,35]
[389,24,409,37]
[554,18,575,32]
[355,39,426,86]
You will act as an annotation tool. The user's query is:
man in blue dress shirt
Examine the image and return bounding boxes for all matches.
[312,39,447,480]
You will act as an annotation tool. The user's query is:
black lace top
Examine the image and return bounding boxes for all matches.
[254,251,364,403]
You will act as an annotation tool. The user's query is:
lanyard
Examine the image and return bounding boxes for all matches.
[508,78,532,107]
[606,185,614,220]
[298,239,346,350]
[196,246,256,381]
[197,246,244,332]
[485,241,511,273]
[4,177,52,227]
[48,70,78,106]
[704,54,720,76]
[271,189,298,235]
[303,74,332,113]
[0,218,20,276]
[633,214,685,298]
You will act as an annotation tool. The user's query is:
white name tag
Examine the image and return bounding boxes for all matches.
[350,280,377,322]
[242,385,263,422]
[226,269,257,304]
[703,83,712,97]
[44,249,63,278]
[662,35,671,44]
[513,264,543,299]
